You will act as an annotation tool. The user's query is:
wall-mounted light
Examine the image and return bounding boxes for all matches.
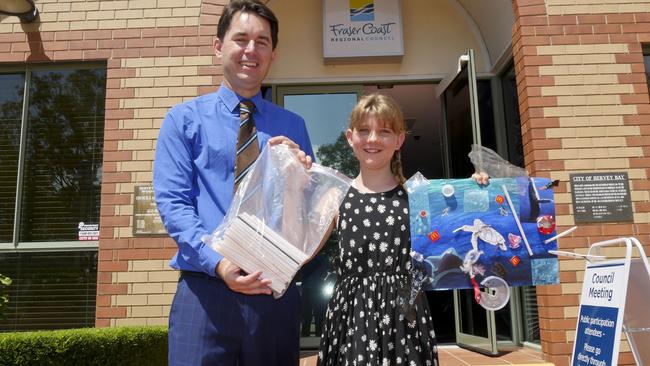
[0,0,39,23]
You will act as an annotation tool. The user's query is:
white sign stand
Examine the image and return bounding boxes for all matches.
[555,237,650,366]
[620,238,650,366]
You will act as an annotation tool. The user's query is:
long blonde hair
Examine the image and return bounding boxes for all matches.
[348,93,406,184]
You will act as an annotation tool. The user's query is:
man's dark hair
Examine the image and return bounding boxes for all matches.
[217,0,279,49]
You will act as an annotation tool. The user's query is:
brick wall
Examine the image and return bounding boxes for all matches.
[511,0,650,365]
[0,0,227,327]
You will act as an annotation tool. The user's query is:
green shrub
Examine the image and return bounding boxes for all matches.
[0,326,168,366]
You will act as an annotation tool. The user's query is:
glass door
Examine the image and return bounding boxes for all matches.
[275,85,362,349]
[440,50,498,355]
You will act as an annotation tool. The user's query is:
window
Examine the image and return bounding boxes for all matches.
[0,65,106,248]
[520,286,540,343]
[0,73,23,243]
[0,64,105,331]
[0,251,98,331]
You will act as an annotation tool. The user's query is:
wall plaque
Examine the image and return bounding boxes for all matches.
[133,185,167,236]
[570,172,633,223]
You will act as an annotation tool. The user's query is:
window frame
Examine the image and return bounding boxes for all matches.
[0,62,106,252]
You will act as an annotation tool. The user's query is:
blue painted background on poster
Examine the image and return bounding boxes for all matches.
[406,177,559,290]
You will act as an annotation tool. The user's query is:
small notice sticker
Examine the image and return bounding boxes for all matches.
[78,222,99,241]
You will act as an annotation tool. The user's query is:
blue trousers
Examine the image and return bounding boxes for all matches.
[168,272,301,366]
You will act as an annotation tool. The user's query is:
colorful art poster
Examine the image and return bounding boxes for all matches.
[406,175,559,290]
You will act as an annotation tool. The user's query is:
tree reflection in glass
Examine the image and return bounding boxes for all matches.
[299,132,358,338]
[315,132,358,179]
[19,68,106,242]
[0,73,25,243]
[313,130,359,273]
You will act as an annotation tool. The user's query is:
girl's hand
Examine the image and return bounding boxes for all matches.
[269,136,313,170]
[472,172,490,186]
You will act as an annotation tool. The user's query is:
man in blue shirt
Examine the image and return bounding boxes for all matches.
[153,1,313,365]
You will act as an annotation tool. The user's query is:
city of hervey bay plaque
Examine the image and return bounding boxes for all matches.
[570,172,633,223]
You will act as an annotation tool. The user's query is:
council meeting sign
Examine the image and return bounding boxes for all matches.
[323,0,404,58]
[571,262,629,366]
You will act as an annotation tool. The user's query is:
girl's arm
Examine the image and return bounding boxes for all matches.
[307,216,337,261]
[305,184,344,261]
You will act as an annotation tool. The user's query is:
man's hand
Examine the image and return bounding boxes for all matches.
[269,136,313,170]
[216,258,272,295]
[472,172,490,186]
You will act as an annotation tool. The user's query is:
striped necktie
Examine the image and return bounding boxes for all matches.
[234,100,260,191]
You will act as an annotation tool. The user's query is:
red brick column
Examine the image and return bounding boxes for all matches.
[511,1,650,365]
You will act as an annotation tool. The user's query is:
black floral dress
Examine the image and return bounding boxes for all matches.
[318,185,439,366]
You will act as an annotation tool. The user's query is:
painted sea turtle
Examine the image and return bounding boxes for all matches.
[454,218,507,251]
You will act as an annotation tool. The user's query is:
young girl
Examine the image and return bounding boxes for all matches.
[318,94,439,366]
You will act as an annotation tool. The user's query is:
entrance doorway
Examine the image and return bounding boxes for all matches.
[270,80,522,349]
[273,83,461,347]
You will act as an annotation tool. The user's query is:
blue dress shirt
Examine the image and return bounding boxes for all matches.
[153,84,314,276]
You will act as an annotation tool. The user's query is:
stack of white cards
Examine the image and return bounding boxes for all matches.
[218,212,309,295]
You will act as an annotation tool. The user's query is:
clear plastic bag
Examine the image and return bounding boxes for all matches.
[468,144,528,178]
[202,144,352,298]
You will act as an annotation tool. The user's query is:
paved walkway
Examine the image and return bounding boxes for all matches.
[300,345,553,366]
